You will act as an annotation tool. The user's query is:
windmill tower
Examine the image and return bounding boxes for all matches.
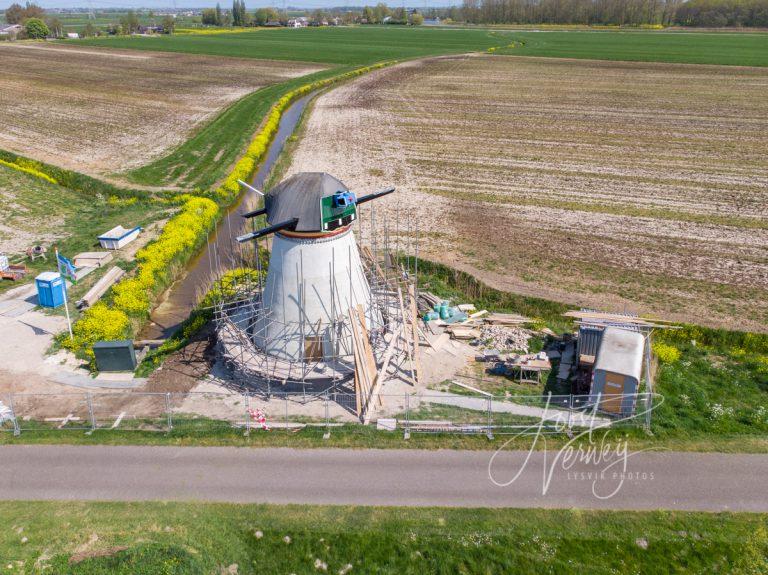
[236,172,393,364]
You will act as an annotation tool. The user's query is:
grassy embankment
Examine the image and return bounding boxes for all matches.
[0,162,166,300]
[0,501,766,574]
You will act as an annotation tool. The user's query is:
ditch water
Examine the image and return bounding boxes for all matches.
[139,93,314,340]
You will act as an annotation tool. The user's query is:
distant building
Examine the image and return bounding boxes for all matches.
[265,20,283,27]
[423,17,441,25]
[0,24,22,38]
[287,18,305,27]
[137,25,164,34]
[66,32,79,38]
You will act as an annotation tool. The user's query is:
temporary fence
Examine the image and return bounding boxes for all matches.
[0,390,654,439]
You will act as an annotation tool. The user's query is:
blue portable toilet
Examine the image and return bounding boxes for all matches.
[35,272,66,308]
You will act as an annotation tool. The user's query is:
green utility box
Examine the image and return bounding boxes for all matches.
[93,340,136,372]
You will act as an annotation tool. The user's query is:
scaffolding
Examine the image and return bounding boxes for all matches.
[209,200,423,422]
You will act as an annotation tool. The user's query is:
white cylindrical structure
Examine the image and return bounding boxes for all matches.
[254,227,377,362]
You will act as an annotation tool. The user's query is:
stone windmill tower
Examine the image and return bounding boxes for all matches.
[237,172,394,363]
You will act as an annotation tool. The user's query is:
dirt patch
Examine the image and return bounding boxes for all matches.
[287,55,768,331]
[69,546,129,565]
[142,332,216,394]
[0,43,325,177]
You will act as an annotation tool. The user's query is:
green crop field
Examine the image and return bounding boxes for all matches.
[75,27,768,67]
[77,26,513,65]
[1,501,766,574]
[498,29,768,66]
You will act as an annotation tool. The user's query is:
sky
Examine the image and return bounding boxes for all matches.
[27,0,451,9]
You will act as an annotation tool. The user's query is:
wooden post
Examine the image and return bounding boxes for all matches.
[408,283,421,383]
[363,326,402,425]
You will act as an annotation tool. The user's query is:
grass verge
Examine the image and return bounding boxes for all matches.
[0,501,766,574]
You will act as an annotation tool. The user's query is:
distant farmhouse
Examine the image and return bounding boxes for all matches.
[0,23,22,39]
[287,17,308,27]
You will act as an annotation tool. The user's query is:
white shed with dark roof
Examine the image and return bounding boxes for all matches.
[590,327,644,416]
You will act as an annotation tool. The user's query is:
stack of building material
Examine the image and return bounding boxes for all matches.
[418,291,442,312]
[73,252,113,268]
[484,312,530,326]
[0,255,28,281]
[76,266,125,309]
[447,325,481,340]
[349,305,378,420]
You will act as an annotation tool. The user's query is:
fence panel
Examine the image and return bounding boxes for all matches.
[168,391,246,434]
[90,392,169,432]
[0,389,653,436]
[10,393,92,431]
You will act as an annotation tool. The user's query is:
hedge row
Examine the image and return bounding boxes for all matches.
[212,61,392,204]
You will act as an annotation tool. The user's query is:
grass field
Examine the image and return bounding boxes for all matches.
[76,27,768,67]
[0,501,765,574]
[498,29,768,67]
[76,26,512,65]
[286,54,768,331]
[0,43,323,183]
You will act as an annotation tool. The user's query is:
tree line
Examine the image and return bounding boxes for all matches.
[4,2,56,38]
[2,2,176,37]
[199,2,422,26]
[457,0,768,26]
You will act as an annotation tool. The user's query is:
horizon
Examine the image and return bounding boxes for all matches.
[3,0,453,10]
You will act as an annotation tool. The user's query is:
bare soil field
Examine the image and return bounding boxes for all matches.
[286,54,768,331]
[0,43,324,177]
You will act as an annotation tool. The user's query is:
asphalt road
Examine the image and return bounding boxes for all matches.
[1,446,766,511]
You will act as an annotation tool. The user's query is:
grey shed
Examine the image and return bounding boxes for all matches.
[265,172,349,232]
[590,327,644,416]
